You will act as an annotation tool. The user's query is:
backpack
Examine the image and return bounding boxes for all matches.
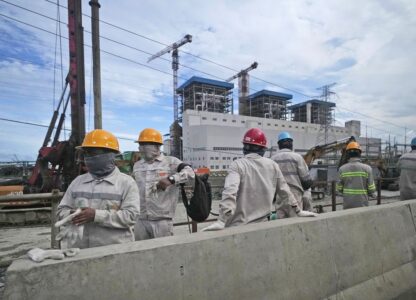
[177,163,212,222]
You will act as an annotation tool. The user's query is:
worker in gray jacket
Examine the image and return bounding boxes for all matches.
[202,128,317,231]
[57,129,140,249]
[337,141,376,209]
[398,137,416,200]
[133,128,194,240]
[271,131,313,211]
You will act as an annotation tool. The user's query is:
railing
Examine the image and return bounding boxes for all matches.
[314,178,398,213]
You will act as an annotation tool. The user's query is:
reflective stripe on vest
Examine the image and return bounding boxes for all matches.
[340,172,368,178]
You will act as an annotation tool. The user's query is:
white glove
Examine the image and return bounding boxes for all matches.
[27,248,80,262]
[55,209,84,246]
[201,220,225,231]
[55,208,82,227]
[297,210,318,217]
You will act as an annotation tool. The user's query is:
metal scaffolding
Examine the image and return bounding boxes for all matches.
[177,77,234,121]
[245,90,292,119]
[290,99,335,125]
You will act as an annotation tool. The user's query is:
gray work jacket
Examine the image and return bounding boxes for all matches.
[398,150,416,200]
[219,153,297,227]
[271,149,312,196]
[57,168,140,248]
[133,154,194,220]
[337,158,376,209]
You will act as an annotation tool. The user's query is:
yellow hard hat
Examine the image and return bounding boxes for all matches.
[346,141,361,152]
[136,128,163,144]
[78,129,119,152]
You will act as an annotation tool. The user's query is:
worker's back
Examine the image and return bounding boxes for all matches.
[398,150,416,200]
[338,158,375,209]
[221,153,283,227]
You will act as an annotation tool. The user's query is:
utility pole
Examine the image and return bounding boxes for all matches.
[226,62,258,116]
[89,0,102,129]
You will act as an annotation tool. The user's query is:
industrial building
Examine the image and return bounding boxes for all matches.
[290,99,335,124]
[242,90,292,120]
[181,109,367,170]
[176,76,234,122]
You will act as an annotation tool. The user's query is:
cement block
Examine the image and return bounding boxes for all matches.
[4,200,416,300]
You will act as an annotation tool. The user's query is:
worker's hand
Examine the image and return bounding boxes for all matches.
[297,210,318,217]
[201,220,225,231]
[55,208,82,228]
[270,212,278,220]
[72,208,96,225]
[157,178,172,191]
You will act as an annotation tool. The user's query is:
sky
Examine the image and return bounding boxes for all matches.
[0,0,415,161]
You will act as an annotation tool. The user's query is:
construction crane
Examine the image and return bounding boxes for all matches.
[226,62,258,115]
[147,34,192,121]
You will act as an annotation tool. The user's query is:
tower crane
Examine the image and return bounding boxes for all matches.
[226,62,258,115]
[147,34,192,121]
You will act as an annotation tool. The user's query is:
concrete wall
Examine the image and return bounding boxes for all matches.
[4,200,416,300]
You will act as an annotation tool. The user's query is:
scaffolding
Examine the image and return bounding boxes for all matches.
[245,90,292,119]
[290,99,335,125]
[177,76,234,122]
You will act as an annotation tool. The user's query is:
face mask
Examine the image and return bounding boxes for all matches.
[139,145,160,162]
[84,152,116,178]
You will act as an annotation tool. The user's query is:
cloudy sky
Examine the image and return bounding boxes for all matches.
[0,0,415,161]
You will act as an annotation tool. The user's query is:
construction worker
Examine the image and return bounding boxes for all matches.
[271,132,313,211]
[202,128,317,231]
[397,137,416,200]
[57,129,140,248]
[337,141,376,209]
[133,128,194,240]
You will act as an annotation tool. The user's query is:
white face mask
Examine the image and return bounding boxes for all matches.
[139,144,160,162]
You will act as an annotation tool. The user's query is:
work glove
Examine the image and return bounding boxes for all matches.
[297,210,318,217]
[270,212,278,220]
[55,209,84,246]
[27,248,80,263]
[201,220,225,231]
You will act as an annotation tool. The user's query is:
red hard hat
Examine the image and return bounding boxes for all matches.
[242,128,267,147]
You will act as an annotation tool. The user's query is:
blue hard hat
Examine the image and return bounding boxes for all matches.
[278,131,293,142]
[411,137,416,146]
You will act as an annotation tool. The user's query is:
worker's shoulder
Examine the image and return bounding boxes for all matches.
[163,155,182,165]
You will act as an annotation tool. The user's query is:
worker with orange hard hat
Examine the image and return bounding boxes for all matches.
[337,141,376,209]
[133,128,195,240]
[57,129,140,248]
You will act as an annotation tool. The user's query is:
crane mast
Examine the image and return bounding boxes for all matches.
[148,34,192,121]
[226,62,258,115]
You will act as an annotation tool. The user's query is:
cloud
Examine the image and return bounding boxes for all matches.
[0,0,416,161]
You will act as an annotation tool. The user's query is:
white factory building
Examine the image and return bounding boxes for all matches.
[181,109,363,170]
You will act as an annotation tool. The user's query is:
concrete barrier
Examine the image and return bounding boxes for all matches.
[4,200,416,300]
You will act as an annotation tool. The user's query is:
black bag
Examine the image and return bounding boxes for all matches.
[177,163,212,222]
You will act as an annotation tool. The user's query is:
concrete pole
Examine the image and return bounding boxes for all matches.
[89,0,102,129]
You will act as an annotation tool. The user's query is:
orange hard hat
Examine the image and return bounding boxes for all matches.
[346,141,361,152]
[136,128,163,144]
[79,129,119,152]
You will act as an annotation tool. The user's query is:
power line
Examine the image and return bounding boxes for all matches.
[1,0,226,81]
[0,12,182,79]
[43,0,315,97]
[2,3,412,132]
